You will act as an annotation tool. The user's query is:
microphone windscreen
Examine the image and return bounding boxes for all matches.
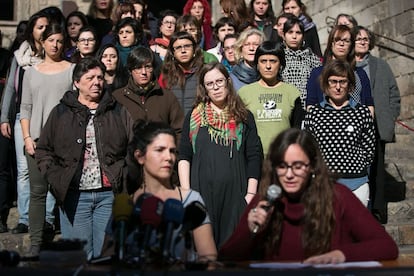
[182,201,207,232]
[140,196,164,227]
[267,184,282,203]
[131,192,152,219]
[162,198,184,227]
[112,193,133,222]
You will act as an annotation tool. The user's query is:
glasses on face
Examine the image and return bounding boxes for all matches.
[355,37,369,44]
[204,78,227,90]
[78,38,96,44]
[223,45,235,52]
[173,43,193,52]
[333,37,351,45]
[328,79,348,87]
[162,20,176,26]
[276,161,309,176]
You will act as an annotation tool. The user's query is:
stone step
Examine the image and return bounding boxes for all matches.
[388,199,414,223]
[386,223,414,246]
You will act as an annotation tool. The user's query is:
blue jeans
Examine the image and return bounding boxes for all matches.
[59,190,114,260]
[14,114,30,225]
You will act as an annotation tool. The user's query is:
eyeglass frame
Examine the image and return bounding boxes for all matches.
[275,161,310,176]
[78,38,96,44]
[223,44,236,52]
[204,78,228,90]
[327,78,349,87]
[172,43,194,52]
[162,20,176,26]
[333,37,351,45]
[355,37,369,43]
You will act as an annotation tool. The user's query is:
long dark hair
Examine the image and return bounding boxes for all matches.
[95,43,128,90]
[249,0,276,26]
[161,31,203,89]
[25,11,50,56]
[259,128,336,258]
[281,0,313,23]
[323,25,356,68]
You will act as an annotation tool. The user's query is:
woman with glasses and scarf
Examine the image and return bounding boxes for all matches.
[178,62,262,247]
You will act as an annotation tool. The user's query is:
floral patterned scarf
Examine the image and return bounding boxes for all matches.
[189,102,243,155]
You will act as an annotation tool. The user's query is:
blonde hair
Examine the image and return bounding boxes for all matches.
[234,28,265,62]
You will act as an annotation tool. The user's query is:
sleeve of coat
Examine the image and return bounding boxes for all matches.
[167,91,184,148]
[244,111,263,180]
[178,111,193,162]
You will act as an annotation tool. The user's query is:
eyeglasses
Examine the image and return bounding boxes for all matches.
[78,38,96,44]
[276,161,309,176]
[223,45,235,52]
[328,79,348,87]
[355,37,369,43]
[204,78,227,90]
[333,37,351,45]
[162,20,176,26]
[173,43,193,52]
[132,64,153,72]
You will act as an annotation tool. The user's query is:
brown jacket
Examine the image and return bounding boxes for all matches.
[112,78,184,142]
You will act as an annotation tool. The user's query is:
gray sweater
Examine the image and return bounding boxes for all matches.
[20,63,75,139]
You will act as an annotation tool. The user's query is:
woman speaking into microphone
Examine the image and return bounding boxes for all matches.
[219,128,398,264]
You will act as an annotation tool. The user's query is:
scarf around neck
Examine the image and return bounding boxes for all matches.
[189,102,243,154]
[14,41,43,69]
[231,61,259,85]
[298,14,315,32]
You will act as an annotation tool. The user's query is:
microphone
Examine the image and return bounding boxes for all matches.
[128,192,152,259]
[131,192,152,222]
[174,201,207,248]
[139,196,164,262]
[161,198,184,262]
[0,250,20,267]
[112,193,133,261]
[252,184,281,234]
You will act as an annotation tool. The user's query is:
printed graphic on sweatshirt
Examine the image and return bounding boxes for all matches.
[256,93,284,122]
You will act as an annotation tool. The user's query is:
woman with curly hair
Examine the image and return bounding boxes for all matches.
[220,128,398,263]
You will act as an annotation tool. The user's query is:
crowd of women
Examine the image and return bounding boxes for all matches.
[0,0,401,265]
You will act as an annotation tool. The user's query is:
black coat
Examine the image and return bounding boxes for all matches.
[35,89,133,205]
